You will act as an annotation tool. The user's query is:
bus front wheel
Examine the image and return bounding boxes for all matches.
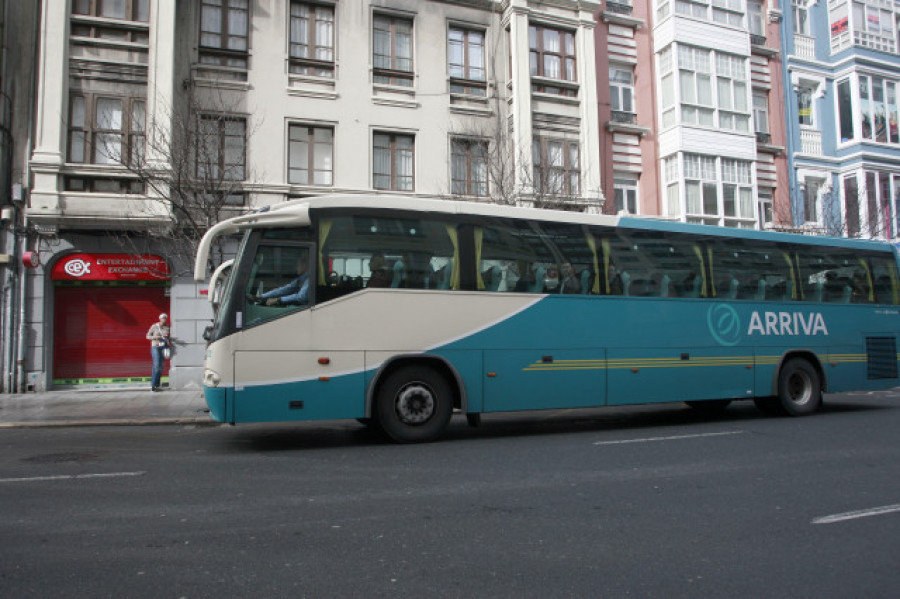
[776,358,822,416]
[376,366,453,443]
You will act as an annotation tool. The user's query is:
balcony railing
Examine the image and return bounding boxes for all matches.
[605,1,634,15]
[793,34,816,59]
[755,131,771,144]
[800,128,822,155]
[750,34,766,47]
[611,110,637,124]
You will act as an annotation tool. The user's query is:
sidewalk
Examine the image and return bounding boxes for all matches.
[0,386,215,428]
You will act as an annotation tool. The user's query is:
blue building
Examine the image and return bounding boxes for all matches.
[784,0,900,239]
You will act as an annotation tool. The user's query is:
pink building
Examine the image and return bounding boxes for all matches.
[595,0,789,229]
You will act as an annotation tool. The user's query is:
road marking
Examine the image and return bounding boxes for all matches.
[593,430,743,446]
[0,471,146,483]
[812,504,900,525]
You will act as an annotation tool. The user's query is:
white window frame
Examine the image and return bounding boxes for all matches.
[610,66,635,114]
[614,177,639,215]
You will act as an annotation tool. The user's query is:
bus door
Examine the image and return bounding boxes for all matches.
[483,349,606,412]
[230,241,343,422]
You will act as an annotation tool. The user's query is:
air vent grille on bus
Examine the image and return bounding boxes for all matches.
[866,336,898,380]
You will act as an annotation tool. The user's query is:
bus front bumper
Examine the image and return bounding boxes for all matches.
[203,385,229,423]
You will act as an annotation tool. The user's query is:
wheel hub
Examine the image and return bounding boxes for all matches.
[787,371,812,405]
[395,383,435,425]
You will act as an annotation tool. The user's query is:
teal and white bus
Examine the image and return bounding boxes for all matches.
[194,195,900,442]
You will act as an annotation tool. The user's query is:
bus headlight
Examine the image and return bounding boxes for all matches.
[204,369,221,388]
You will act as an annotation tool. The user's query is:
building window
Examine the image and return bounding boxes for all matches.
[451,138,488,197]
[679,46,714,126]
[753,92,770,133]
[448,27,486,96]
[199,0,249,69]
[792,0,810,35]
[71,0,150,43]
[757,189,773,229]
[716,53,749,132]
[797,84,814,126]
[66,177,144,194]
[684,154,718,218]
[657,0,671,21]
[803,179,821,223]
[373,15,413,87]
[373,132,414,191]
[72,0,149,21]
[197,115,246,181]
[844,174,860,237]
[289,2,335,77]
[68,94,145,167]
[748,0,765,36]
[852,1,895,53]
[837,78,855,142]
[533,137,580,197]
[614,178,638,214]
[288,124,333,185]
[721,158,754,225]
[675,0,709,19]
[610,67,635,117]
[858,75,899,144]
[680,154,754,227]
[712,0,743,27]
[529,24,577,96]
[659,46,677,128]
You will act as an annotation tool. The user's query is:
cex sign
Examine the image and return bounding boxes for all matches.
[51,253,170,281]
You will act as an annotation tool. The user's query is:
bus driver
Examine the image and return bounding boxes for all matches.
[261,255,310,306]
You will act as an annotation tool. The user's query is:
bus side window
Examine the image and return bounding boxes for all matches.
[475,221,557,294]
[319,216,460,297]
[871,256,900,304]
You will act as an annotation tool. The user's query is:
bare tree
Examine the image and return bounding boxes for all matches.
[448,105,598,212]
[97,84,260,275]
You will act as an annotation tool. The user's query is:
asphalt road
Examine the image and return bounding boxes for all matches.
[1,390,899,598]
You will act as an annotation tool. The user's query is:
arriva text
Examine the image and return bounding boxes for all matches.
[748,311,829,336]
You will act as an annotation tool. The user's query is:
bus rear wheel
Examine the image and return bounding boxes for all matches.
[376,366,453,443]
[776,358,822,416]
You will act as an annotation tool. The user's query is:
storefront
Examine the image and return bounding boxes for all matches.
[50,253,170,387]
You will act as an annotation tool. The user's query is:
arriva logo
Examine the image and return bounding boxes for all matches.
[707,304,742,346]
[707,304,830,346]
[747,311,828,337]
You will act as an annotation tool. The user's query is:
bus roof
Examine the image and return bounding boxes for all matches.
[194,194,896,281]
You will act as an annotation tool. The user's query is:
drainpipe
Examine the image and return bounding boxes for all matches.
[781,10,799,228]
[15,2,41,393]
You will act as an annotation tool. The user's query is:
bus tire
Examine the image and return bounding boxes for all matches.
[776,358,822,416]
[376,366,453,443]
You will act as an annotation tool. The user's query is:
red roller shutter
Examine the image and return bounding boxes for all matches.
[53,286,170,382]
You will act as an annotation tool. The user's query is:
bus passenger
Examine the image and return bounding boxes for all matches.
[607,262,623,295]
[558,262,581,294]
[262,256,310,306]
[367,253,391,288]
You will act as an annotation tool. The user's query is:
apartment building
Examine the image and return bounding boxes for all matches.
[23,0,603,391]
[600,0,788,227]
[785,0,900,239]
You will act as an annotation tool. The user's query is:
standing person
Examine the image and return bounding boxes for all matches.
[146,313,170,391]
